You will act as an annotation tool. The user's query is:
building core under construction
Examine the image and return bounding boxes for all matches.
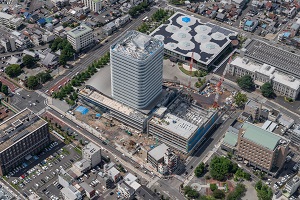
[148,95,218,154]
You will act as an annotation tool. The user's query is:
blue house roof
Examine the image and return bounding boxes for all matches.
[37,18,46,25]
[283,32,291,38]
[23,12,31,19]
[245,20,253,27]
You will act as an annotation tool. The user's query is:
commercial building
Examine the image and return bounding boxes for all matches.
[67,24,94,52]
[237,122,290,174]
[82,142,101,168]
[244,39,300,79]
[228,56,300,99]
[59,169,82,200]
[79,88,149,132]
[243,20,258,32]
[82,0,101,12]
[148,96,218,154]
[290,124,300,147]
[284,175,300,197]
[221,126,239,154]
[244,100,262,121]
[117,173,140,199]
[110,30,164,109]
[150,12,237,70]
[147,144,169,170]
[0,108,50,175]
[0,12,22,29]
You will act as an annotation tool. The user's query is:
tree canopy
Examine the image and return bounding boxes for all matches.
[227,183,247,200]
[50,38,75,66]
[22,55,37,68]
[26,76,39,89]
[212,189,225,199]
[128,2,149,17]
[1,85,8,95]
[209,156,238,181]
[237,75,255,91]
[234,92,248,107]
[183,186,200,199]
[261,82,274,98]
[255,181,273,200]
[194,162,205,177]
[5,64,22,77]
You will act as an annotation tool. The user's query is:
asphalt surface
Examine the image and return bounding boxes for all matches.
[41,7,159,93]
[10,89,46,113]
[184,110,242,176]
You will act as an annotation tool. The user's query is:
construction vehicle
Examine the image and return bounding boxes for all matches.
[212,56,232,108]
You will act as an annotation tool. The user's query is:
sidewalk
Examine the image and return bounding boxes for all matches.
[213,74,300,119]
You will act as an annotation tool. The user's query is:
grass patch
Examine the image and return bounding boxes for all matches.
[179,67,198,77]
[74,147,82,155]
[11,184,19,190]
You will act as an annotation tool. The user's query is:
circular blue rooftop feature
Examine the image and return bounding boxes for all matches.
[182,17,191,23]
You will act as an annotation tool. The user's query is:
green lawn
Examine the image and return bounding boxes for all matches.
[179,67,198,77]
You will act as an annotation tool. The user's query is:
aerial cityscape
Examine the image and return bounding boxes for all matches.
[0,0,300,199]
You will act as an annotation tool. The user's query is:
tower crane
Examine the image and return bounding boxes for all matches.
[212,55,233,108]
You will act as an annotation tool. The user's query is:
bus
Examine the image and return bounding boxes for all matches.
[142,16,149,22]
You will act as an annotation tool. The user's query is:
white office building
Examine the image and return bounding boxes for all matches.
[110,30,164,109]
[284,175,300,197]
[82,142,101,168]
[82,0,101,12]
[228,57,300,100]
[67,24,94,52]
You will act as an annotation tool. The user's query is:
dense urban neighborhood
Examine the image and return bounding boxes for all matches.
[0,0,300,200]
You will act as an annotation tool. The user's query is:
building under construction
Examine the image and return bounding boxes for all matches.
[147,95,218,155]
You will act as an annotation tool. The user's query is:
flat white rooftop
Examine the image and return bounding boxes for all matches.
[0,12,13,20]
[231,56,300,90]
[67,24,92,38]
[151,113,198,139]
[80,88,148,121]
[111,30,163,60]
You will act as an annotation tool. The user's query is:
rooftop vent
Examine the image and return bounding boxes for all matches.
[242,58,249,64]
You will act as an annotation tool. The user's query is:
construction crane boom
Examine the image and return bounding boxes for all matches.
[188,52,194,89]
[213,55,233,108]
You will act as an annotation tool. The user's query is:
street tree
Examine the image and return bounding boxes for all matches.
[234,92,248,107]
[261,82,274,98]
[1,85,8,95]
[237,75,255,91]
[26,76,39,89]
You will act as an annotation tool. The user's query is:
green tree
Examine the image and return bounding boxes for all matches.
[1,85,8,95]
[183,186,200,199]
[255,181,272,200]
[0,81,2,90]
[227,183,246,200]
[210,183,218,191]
[261,82,274,98]
[194,162,205,177]
[26,76,39,89]
[5,64,22,77]
[237,75,255,91]
[213,189,225,199]
[22,55,37,68]
[234,92,248,107]
[209,156,238,181]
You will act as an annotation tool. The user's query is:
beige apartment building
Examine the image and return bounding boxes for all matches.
[237,122,289,175]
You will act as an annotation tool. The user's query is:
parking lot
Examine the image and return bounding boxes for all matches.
[6,138,82,199]
[10,89,46,113]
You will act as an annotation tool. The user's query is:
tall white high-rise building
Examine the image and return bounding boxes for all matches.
[110,30,164,109]
[82,0,101,12]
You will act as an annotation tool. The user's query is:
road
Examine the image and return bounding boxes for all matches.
[46,109,152,181]
[41,8,158,93]
[184,110,242,176]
